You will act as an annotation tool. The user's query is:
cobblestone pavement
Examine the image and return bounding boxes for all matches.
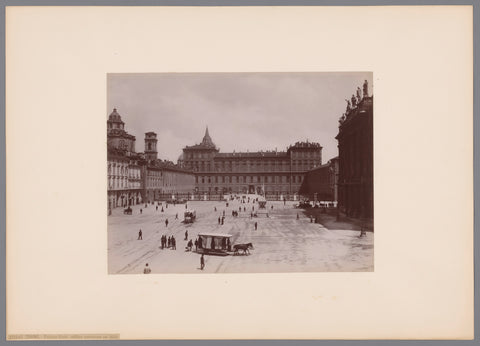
[108,196,374,274]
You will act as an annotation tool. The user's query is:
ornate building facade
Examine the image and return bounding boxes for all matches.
[107,108,195,211]
[107,109,144,210]
[178,128,323,199]
[335,81,373,219]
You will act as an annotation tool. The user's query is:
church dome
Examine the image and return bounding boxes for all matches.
[108,108,124,124]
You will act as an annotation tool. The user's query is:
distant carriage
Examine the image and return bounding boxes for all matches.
[184,210,196,223]
[123,207,132,215]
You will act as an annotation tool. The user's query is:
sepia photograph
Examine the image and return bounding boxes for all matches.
[107,72,374,274]
[6,4,473,340]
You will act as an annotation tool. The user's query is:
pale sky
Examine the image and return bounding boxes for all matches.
[107,72,372,163]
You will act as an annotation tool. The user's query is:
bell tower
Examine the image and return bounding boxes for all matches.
[144,132,158,160]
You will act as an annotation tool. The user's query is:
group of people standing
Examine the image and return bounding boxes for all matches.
[160,234,176,250]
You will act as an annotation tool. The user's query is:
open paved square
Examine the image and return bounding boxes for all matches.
[108,196,374,274]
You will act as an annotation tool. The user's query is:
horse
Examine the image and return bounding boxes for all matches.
[233,243,254,255]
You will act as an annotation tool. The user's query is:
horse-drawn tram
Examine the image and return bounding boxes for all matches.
[197,233,254,256]
[197,233,232,256]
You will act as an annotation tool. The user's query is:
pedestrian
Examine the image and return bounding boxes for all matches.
[187,239,193,251]
[200,254,205,270]
[156,206,158,211]
[214,207,217,212]
[185,230,188,240]
[255,222,257,230]
[143,263,151,274]
[165,218,169,227]
[194,239,198,251]
[138,229,143,240]
[252,206,254,211]
[218,217,221,225]
[175,213,178,220]
[161,235,164,249]
[223,210,225,217]
[161,207,164,212]
[168,236,171,248]
[172,237,176,250]
[271,205,274,210]
[239,206,241,212]
[185,204,188,209]
[244,207,246,212]
[140,208,142,214]
[221,217,224,225]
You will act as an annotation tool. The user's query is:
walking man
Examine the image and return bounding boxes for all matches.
[254,222,257,230]
[185,230,188,240]
[194,239,198,251]
[165,218,169,227]
[138,229,142,240]
[143,263,151,274]
[200,254,205,270]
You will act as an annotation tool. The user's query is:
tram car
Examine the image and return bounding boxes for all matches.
[184,209,196,223]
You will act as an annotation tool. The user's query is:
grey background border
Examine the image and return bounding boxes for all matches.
[1,0,477,344]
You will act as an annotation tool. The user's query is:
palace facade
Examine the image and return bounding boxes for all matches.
[178,128,323,198]
[336,81,373,219]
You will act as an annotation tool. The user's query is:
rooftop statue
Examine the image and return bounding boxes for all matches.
[356,86,362,102]
[363,79,369,97]
[351,94,357,108]
[345,99,351,113]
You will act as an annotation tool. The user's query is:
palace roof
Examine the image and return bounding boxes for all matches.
[184,126,218,150]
